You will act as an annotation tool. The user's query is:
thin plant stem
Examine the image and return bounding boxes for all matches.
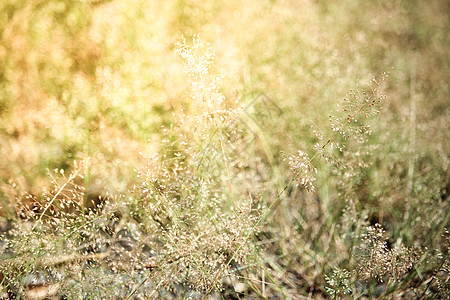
[205,139,330,295]
[214,118,236,211]
[32,167,81,231]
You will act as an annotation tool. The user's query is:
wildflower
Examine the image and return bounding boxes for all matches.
[357,224,421,282]
[283,150,317,192]
[176,34,225,108]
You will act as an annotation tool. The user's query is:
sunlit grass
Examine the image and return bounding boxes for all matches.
[0,0,448,298]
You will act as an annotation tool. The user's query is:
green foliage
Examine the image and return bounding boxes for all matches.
[325,268,352,298]
[0,0,448,298]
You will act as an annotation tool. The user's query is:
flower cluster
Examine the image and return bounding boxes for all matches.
[176,34,225,108]
[283,150,317,192]
[325,268,352,297]
[329,74,388,143]
[358,224,421,282]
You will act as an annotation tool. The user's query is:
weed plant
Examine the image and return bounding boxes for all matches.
[0,0,449,299]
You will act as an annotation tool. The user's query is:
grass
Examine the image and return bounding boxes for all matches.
[0,0,449,299]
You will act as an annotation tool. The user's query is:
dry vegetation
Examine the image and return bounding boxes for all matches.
[0,0,449,299]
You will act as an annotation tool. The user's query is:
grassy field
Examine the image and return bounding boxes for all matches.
[0,0,448,299]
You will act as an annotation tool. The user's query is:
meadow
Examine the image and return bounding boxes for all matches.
[0,0,448,299]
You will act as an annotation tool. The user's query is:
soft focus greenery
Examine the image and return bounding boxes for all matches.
[0,0,448,298]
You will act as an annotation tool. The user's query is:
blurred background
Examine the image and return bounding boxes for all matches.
[0,0,448,193]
